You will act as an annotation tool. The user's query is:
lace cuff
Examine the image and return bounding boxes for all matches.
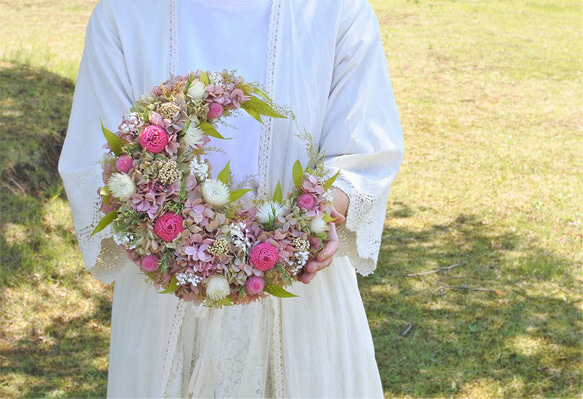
[61,164,126,284]
[332,172,385,276]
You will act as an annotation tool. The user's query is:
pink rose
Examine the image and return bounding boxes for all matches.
[154,213,184,242]
[207,102,224,119]
[245,276,265,295]
[297,193,317,210]
[141,254,160,272]
[139,125,168,153]
[250,242,278,271]
[116,155,134,173]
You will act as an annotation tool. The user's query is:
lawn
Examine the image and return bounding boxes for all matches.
[0,0,581,398]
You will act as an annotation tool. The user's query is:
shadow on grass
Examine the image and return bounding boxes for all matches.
[360,203,582,398]
[0,63,110,397]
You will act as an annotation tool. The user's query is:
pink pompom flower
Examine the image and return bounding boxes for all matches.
[139,125,168,153]
[207,102,224,119]
[142,254,160,272]
[116,155,134,173]
[245,276,265,295]
[250,242,278,271]
[154,213,185,242]
[297,193,317,210]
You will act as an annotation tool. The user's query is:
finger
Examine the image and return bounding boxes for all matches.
[317,224,339,262]
[330,207,345,225]
[306,257,333,274]
[299,271,315,284]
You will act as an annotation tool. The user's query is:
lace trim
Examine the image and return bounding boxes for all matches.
[168,0,179,76]
[262,1,285,396]
[333,173,382,276]
[161,300,187,398]
[258,0,282,199]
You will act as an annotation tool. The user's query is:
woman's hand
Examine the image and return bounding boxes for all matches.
[299,188,348,284]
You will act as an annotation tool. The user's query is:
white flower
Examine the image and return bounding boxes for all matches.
[189,158,209,181]
[205,275,230,301]
[107,173,136,201]
[310,216,328,234]
[187,81,206,100]
[201,179,230,207]
[257,201,286,224]
[183,124,205,148]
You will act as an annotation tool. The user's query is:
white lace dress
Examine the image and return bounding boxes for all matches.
[59,0,404,397]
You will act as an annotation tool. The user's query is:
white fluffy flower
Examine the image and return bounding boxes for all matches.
[205,275,230,301]
[182,124,205,148]
[309,216,328,234]
[201,179,230,207]
[189,158,209,181]
[107,173,136,201]
[187,80,206,99]
[257,201,286,224]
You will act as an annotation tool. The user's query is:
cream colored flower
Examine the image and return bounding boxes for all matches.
[182,124,205,148]
[310,216,328,234]
[205,275,230,301]
[187,81,206,100]
[107,173,136,201]
[201,179,230,207]
[257,201,286,224]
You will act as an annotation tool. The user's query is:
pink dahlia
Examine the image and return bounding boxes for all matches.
[207,102,224,119]
[250,242,278,271]
[297,193,317,210]
[154,213,185,242]
[245,276,265,295]
[141,254,160,272]
[139,125,168,153]
[115,155,134,173]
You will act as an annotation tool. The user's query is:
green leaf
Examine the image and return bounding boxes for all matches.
[323,170,341,190]
[253,87,270,100]
[199,70,210,85]
[229,189,252,203]
[241,103,264,124]
[264,284,298,298]
[217,161,230,184]
[215,296,234,307]
[158,276,179,294]
[323,213,336,223]
[246,96,286,119]
[101,119,123,156]
[292,160,304,187]
[273,182,282,203]
[90,210,117,237]
[199,121,229,140]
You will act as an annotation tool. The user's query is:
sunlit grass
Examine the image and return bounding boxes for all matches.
[0,0,581,397]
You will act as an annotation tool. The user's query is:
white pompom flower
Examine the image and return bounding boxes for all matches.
[201,179,230,207]
[187,80,206,100]
[205,275,230,301]
[107,173,136,201]
[309,215,328,234]
[257,201,286,224]
[182,124,205,148]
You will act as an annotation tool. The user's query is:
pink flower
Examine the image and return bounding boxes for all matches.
[250,242,278,271]
[207,102,224,119]
[154,213,185,242]
[245,276,265,295]
[139,125,168,153]
[229,88,250,108]
[141,254,160,272]
[116,155,133,173]
[297,193,316,210]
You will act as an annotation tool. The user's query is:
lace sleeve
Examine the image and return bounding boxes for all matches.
[59,1,134,283]
[321,0,404,276]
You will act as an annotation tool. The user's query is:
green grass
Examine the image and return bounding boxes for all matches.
[0,0,581,398]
